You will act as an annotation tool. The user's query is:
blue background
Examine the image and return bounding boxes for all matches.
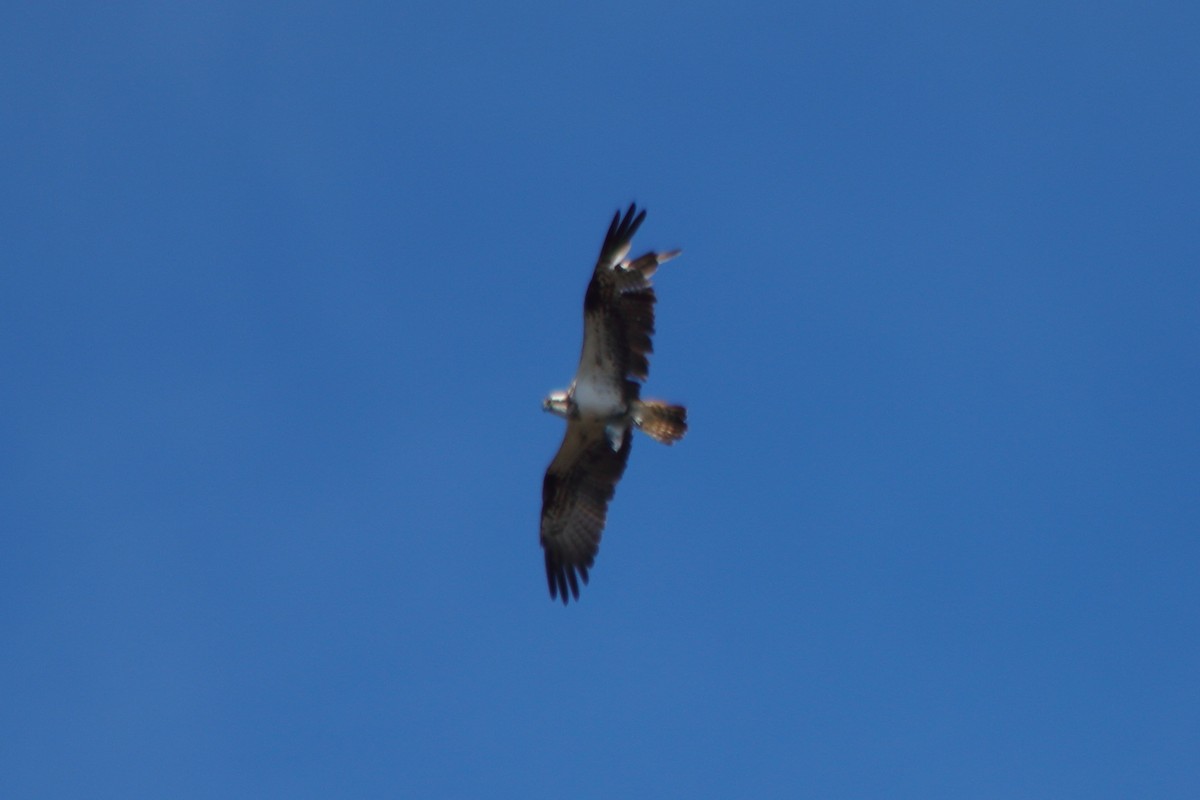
[4,2,1198,797]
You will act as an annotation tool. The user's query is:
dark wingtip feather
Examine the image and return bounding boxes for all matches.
[545,552,558,599]
[556,565,568,603]
[605,209,621,246]
[546,552,587,605]
[620,204,647,243]
[598,203,648,266]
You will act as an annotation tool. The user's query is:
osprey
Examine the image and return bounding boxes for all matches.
[540,204,687,604]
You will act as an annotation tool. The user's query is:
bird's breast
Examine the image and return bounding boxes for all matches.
[571,374,627,417]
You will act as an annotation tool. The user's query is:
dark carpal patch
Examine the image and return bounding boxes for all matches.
[583,279,602,312]
[541,472,559,506]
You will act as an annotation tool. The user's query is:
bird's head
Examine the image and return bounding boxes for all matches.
[543,390,571,418]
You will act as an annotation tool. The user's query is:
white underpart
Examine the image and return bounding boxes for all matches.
[571,314,627,416]
[572,370,625,416]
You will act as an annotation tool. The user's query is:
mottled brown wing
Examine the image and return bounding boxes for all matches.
[540,419,633,604]
[582,204,680,384]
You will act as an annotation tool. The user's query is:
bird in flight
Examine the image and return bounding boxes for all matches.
[540,204,687,604]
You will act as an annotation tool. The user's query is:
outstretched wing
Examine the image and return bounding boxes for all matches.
[578,204,681,387]
[540,419,633,604]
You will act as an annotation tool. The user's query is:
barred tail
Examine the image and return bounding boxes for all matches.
[632,400,688,445]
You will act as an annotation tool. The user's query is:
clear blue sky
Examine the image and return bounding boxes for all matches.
[3,2,1197,797]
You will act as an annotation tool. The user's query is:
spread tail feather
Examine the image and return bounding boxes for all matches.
[632,400,688,444]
